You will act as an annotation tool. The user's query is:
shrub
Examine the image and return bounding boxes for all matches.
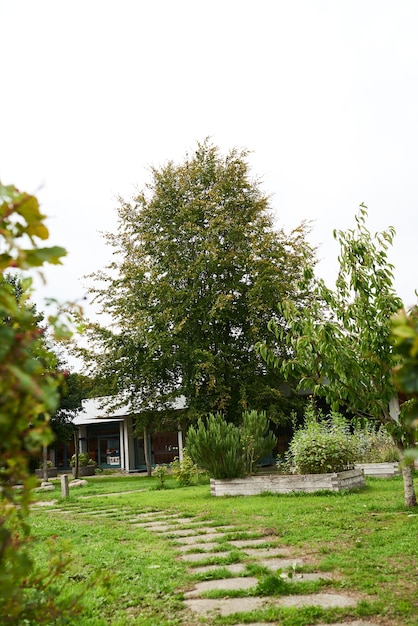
[241,410,277,474]
[187,410,278,479]
[70,453,96,467]
[354,423,400,463]
[152,464,168,488]
[170,452,198,486]
[186,413,246,479]
[284,403,360,474]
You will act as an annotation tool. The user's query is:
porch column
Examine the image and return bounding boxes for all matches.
[178,428,184,462]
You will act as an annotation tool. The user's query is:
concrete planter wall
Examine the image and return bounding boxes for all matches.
[355,462,400,478]
[35,467,58,479]
[72,465,95,477]
[210,468,365,497]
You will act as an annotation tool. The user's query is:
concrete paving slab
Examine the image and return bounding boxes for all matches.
[242,548,294,558]
[316,622,377,626]
[173,533,221,544]
[227,538,277,548]
[258,558,304,571]
[160,527,214,536]
[189,563,247,575]
[176,542,219,552]
[180,551,231,562]
[184,596,266,617]
[283,572,333,582]
[184,576,259,597]
[132,522,173,531]
[277,593,358,608]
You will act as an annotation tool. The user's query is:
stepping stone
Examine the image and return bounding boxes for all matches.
[242,548,294,558]
[227,538,277,548]
[176,542,219,552]
[161,527,214,537]
[258,558,304,571]
[277,593,358,608]
[181,551,231,562]
[185,576,259,597]
[283,572,333,583]
[190,563,247,575]
[316,622,377,626]
[184,596,266,617]
[133,523,173,531]
[174,533,221,544]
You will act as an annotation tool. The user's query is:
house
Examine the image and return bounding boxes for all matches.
[73,396,186,472]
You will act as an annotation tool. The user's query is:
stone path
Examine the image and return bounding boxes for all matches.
[128,509,380,625]
[34,502,381,625]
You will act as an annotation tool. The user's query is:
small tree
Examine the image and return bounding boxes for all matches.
[259,206,416,506]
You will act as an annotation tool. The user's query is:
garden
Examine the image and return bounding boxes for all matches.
[28,469,418,626]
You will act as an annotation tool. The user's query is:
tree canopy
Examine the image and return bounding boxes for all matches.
[82,140,315,423]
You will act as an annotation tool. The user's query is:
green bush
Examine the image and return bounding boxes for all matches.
[241,410,277,474]
[284,403,359,474]
[152,464,168,488]
[186,413,246,479]
[354,424,400,463]
[170,452,198,486]
[186,410,277,479]
[70,453,96,467]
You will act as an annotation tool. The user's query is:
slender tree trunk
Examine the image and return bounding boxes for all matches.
[402,461,417,507]
[144,426,152,477]
[42,445,48,482]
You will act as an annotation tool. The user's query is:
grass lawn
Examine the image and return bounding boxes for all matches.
[28,473,418,625]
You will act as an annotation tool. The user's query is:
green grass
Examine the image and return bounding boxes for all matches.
[27,474,418,625]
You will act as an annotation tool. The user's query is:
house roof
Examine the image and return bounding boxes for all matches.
[73,395,187,426]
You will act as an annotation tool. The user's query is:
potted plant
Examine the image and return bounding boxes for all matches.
[70,453,97,477]
[35,459,58,479]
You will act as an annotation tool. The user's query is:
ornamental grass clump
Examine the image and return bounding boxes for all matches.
[284,403,360,474]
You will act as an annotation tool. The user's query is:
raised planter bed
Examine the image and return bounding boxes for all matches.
[35,467,58,479]
[210,468,365,497]
[72,466,95,477]
[355,462,400,478]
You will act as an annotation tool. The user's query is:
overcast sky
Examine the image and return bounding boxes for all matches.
[2,0,418,321]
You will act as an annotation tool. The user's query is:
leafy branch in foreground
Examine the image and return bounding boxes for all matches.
[0,182,81,623]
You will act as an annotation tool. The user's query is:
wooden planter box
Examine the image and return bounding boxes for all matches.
[72,466,95,477]
[210,468,365,497]
[355,462,400,478]
[35,468,58,479]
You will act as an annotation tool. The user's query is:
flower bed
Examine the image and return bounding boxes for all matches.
[210,468,365,497]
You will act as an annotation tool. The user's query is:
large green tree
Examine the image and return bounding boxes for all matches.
[259,206,416,506]
[82,140,314,424]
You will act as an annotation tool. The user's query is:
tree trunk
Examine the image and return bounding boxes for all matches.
[42,445,48,482]
[144,426,152,477]
[402,461,417,507]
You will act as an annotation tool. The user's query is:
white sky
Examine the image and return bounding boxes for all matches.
[2,0,418,321]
